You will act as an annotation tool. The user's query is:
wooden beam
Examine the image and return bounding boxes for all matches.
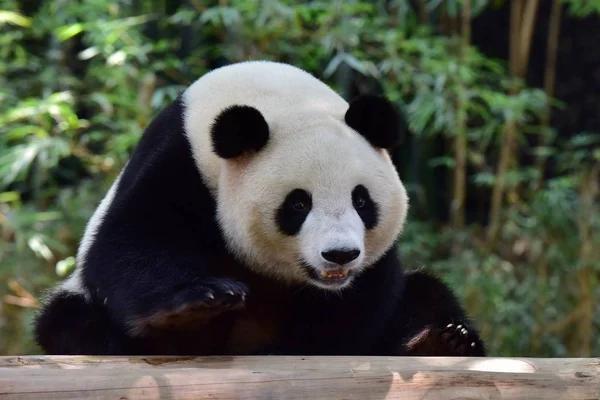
[0,355,599,399]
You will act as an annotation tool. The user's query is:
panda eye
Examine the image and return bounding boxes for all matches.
[277,189,312,236]
[284,189,312,213]
[292,201,307,211]
[354,197,366,209]
[352,184,379,230]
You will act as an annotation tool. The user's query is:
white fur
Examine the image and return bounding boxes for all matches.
[62,167,126,297]
[182,61,409,290]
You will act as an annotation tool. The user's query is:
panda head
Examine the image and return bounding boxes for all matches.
[208,94,409,291]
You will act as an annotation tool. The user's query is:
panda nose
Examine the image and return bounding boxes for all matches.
[321,249,361,265]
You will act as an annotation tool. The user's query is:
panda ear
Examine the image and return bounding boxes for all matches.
[211,105,270,159]
[344,95,405,149]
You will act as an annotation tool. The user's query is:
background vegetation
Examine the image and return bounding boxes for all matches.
[1,0,598,357]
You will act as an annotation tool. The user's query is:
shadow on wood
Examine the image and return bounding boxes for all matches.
[0,355,598,399]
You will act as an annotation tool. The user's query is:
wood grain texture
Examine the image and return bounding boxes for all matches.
[0,355,598,399]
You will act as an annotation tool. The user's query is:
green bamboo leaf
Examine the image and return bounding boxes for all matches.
[0,191,20,203]
[0,10,31,27]
[55,23,84,41]
[56,256,76,277]
[4,125,49,140]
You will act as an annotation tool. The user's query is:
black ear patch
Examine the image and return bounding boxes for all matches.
[211,105,270,159]
[344,95,405,149]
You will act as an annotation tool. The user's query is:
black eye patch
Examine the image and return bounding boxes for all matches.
[276,189,312,236]
[352,185,379,230]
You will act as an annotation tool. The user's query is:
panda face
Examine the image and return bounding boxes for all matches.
[182,61,409,291]
[215,121,408,291]
[275,183,377,289]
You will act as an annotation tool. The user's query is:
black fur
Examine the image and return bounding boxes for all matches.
[211,105,269,159]
[33,95,485,357]
[33,291,135,355]
[373,269,486,356]
[352,184,379,229]
[276,189,312,235]
[345,95,405,149]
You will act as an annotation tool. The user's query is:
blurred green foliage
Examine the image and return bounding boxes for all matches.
[1,0,599,357]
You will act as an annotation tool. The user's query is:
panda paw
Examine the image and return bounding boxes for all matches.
[129,278,248,333]
[440,322,485,357]
[170,277,248,311]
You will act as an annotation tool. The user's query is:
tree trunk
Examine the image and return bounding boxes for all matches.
[2,355,599,399]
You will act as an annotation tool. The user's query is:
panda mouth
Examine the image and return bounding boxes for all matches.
[301,263,353,285]
[319,269,349,280]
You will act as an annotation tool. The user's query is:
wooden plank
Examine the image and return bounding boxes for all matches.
[0,355,598,399]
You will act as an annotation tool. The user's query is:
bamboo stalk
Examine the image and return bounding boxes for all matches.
[439,1,449,35]
[517,0,540,78]
[0,355,599,399]
[542,301,587,335]
[530,0,564,353]
[510,0,539,204]
[487,1,521,245]
[535,0,563,188]
[573,164,600,357]
[487,0,540,245]
[487,120,516,244]
[417,0,429,25]
[509,0,523,78]
[450,0,471,231]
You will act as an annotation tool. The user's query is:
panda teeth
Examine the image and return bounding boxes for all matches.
[320,269,349,280]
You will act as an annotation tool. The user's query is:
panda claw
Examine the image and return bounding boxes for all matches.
[133,278,249,330]
[197,278,248,309]
[440,321,485,357]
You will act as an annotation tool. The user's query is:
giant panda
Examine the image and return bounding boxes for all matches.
[33,61,485,357]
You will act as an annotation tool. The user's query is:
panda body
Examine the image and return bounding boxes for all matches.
[33,61,485,357]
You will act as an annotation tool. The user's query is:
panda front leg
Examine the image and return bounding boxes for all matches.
[389,269,486,357]
[113,275,249,337]
[34,274,249,355]
[85,250,249,338]
[34,248,250,355]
